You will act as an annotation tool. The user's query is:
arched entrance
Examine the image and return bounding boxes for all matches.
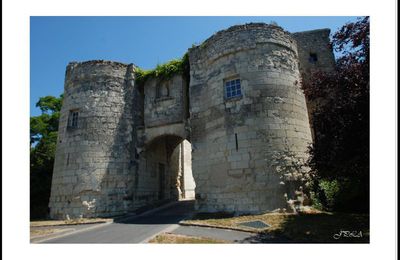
[134,135,195,209]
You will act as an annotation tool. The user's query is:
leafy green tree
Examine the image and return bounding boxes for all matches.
[302,17,369,212]
[30,94,63,219]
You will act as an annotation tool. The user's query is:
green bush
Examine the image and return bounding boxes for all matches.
[304,17,370,214]
[319,179,340,210]
[312,178,369,213]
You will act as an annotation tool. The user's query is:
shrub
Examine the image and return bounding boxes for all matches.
[312,177,369,213]
[134,52,189,86]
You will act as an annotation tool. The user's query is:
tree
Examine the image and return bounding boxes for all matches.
[30,94,63,219]
[302,17,370,212]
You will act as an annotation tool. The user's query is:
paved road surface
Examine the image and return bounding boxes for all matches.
[42,200,195,243]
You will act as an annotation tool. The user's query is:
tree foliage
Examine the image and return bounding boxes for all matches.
[303,17,370,212]
[30,94,63,219]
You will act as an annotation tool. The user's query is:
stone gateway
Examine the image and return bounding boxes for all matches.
[48,23,335,219]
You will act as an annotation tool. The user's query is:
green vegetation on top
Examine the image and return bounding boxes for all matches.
[134,52,189,86]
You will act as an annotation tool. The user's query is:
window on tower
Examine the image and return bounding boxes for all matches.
[225,78,242,99]
[309,53,318,63]
[68,110,79,129]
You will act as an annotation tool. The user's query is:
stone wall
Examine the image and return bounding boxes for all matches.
[49,60,137,218]
[292,29,336,139]
[188,23,313,214]
[134,135,190,209]
[170,140,195,200]
[170,142,183,199]
[144,75,187,128]
[135,137,169,208]
[292,29,335,82]
[181,140,195,199]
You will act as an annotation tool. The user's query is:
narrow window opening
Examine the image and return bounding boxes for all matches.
[68,110,79,128]
[235,133,239,151]
[309,53,318,63]
[66,153,70,166]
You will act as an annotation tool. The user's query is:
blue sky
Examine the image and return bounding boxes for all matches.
[30,16,358,116]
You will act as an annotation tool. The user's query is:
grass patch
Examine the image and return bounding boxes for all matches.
[182,211,369,243]
[148,233,228,244]
[30,228,73,238]
[183,212,289,233]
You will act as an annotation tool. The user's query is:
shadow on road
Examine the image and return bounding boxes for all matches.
[113,200,195,225]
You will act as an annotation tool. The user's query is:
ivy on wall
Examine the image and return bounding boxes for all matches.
[134,52,189,86]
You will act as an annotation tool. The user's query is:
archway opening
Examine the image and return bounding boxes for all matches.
[135,135,195,209]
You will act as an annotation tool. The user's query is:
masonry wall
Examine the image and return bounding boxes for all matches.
[134,138,170,208]
[292,29,336,140]
[188,23,313,214]
[292,29,336,81]
[49,61,137,219]
[144,75,187,128]
[181,140,195,199]
[170,140,195,199]
[170,143,183,199]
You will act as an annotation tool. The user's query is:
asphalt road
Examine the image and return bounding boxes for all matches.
[42,200,195,243]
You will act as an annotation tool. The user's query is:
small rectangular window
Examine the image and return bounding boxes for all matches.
[225,78,242,99]
[68,110,79,128]
[309,53,318,63]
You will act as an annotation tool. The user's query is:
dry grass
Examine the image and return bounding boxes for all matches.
[182,212,291,233]
[30,218,111,227]
[30,228,73,238]
[182,211,369,243]
[148,233,228,244]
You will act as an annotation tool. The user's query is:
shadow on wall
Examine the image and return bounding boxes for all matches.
[96,64,137,217]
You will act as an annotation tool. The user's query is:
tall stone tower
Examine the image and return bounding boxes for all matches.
[48,61,138,218]
[188,23,313,213]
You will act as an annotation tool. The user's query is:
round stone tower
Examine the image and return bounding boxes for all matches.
[188,23,313,214]
[49,60,137,219]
